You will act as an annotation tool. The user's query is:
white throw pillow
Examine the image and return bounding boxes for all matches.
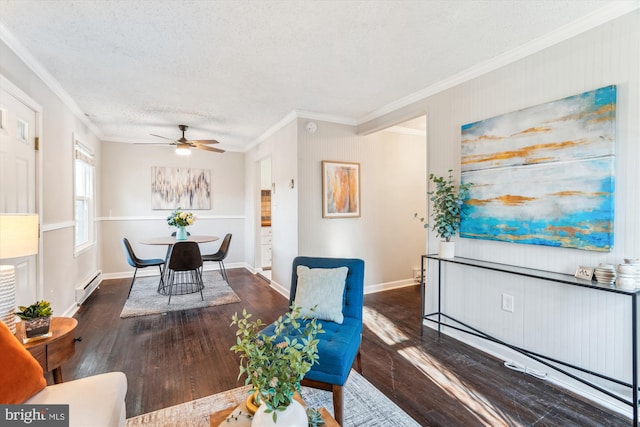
[294,265,348,324]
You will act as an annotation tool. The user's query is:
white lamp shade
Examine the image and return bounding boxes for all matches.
[0,214,39,259]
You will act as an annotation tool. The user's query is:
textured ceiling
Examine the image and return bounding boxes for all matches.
[0,0,626,151]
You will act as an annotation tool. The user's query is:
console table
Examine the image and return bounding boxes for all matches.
[420,254,640,425]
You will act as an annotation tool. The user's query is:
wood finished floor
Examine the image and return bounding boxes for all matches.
[63,268,629,426]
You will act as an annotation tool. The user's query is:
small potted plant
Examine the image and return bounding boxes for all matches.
[415,169,472,258]
[16,300,53,339]
[230,305,323,425]
[166,207,197,240]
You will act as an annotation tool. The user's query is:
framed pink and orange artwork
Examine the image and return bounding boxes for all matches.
[322,161,360,219]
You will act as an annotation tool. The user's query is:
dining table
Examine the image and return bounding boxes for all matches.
[139,235,219,295]
[139,235,219,245]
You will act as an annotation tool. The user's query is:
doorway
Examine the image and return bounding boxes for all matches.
[257,157,272,281]
[0,83,39,304]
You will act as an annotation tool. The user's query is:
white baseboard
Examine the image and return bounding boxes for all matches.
[364,279,418,294]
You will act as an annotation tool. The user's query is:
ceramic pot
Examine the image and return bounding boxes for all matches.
[175,226,188,241]
[439,241,455,259]
[24,316,51,338]
[246,390,260,415]
[251,398,307,427]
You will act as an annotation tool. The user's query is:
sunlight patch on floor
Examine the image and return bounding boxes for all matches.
[398,345,520,427]
[363,306,409,346]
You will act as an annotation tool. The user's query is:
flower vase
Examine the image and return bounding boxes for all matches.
[175,226,188,240]
[251,399,307,427]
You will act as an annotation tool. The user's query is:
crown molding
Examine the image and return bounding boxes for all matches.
[245,109,358,152]
[357,1,640,125]
[0,22,103,139]
[294,110,357,126]
[384,126,426,137]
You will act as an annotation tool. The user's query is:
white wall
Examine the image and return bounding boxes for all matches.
[359,10,640,416]
[0,40,102,316]
[99,141,245,277]
[297,120,427,290]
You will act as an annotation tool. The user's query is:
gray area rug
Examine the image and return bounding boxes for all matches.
[119,271,241,318]
[125,370,420,427]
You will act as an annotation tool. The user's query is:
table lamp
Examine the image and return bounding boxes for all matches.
[0,214,39,334]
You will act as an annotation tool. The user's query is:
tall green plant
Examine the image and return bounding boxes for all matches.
[415,169,472,242]
[230,305,322,422]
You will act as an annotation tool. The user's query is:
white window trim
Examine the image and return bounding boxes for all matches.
[73,136,95,256]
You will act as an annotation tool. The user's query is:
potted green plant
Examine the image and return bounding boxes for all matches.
[415,169,472,258]
[15,300,53,339]
[230,305,323,425]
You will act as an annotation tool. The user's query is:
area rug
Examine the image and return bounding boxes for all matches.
[119,271,241,318]
[125,370,419,427]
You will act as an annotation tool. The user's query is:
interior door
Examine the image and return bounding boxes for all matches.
[0,87,38,305]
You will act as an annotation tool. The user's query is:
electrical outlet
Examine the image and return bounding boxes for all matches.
[502,294,514,312]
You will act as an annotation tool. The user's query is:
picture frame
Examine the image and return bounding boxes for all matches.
[460,85,616,252]
[322,160,360,218]
[574,266,595,281]
[151,166,211,210]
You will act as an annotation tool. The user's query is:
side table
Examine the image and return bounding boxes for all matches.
[15,317,78,384]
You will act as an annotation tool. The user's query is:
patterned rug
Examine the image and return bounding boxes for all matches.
[125,371,419,427]
[119,271,241,318]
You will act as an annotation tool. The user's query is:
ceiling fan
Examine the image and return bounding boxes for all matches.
[150,124,225,155]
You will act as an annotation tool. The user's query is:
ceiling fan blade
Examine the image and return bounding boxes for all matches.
[196,145,225,153]
[150,133,176,141]
[189,139,220,145]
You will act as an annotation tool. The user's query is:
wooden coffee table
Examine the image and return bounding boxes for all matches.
[209,392,339,427]
[15,317,78,384]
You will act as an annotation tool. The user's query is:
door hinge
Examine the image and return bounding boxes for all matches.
[35,137,39,151]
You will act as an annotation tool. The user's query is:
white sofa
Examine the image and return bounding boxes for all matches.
[25,372,128,427]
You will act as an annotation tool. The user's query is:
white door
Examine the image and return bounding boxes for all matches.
[0,87,38,305]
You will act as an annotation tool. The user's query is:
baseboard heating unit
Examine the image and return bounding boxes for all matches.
[76,271,101,305]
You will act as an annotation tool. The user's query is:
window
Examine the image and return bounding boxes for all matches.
[74,141,95,253]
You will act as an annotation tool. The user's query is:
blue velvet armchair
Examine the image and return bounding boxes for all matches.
[263,256,365,425]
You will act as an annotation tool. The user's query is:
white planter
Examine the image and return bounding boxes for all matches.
[439,241,455,259]
[251,398,307,427]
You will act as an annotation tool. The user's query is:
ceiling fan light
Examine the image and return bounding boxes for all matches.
[175,146,191,156]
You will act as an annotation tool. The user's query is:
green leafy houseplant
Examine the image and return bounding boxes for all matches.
[230,305,323,422]
[16,300,53,339]
[415,169,472,242]
[15,300,53,320]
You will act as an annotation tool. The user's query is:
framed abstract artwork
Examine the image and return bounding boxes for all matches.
[151,167,211,210]
[322,161,360,218]
[460,85,616,252]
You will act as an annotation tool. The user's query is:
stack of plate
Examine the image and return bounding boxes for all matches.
[594,264,616,285]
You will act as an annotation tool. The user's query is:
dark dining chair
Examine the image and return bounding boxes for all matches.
[122,238,165,298]
[202,233,232,283]
[165,241,204,304]
[165,230,191,260]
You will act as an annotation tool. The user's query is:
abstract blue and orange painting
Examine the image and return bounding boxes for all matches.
[460,85,616,252]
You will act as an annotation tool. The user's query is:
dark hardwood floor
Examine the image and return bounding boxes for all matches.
[63,268,629,426]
